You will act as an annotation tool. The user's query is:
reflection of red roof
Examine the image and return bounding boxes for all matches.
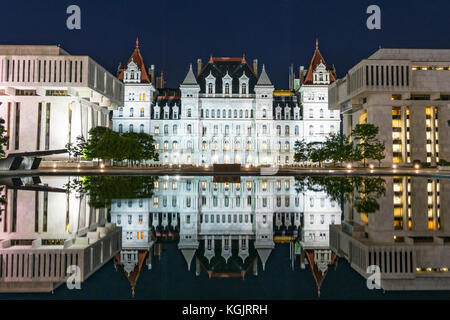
[304,250,337,297]
[207,271,246,280]
[303,40,336,85]
[117,38,151,83]
[115,250,148,297]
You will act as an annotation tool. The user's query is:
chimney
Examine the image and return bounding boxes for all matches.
[299,66,305,85]
[253,59,258,77]
[197,59,202,76]
[156,72,165,89]
[149,65,155,85]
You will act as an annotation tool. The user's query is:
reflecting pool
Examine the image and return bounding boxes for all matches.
[0,175,450,299]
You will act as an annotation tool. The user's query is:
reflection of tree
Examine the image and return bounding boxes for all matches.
[65,176,157,208]
[295,176,386,214]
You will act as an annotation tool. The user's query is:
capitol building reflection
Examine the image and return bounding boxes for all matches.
[111,176,341,296]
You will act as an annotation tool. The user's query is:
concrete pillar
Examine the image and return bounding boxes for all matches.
[367,177,394,242]
[409,105,426,163]
[438,104,450,162]
[367,105,393,166]
[411,178,428,232]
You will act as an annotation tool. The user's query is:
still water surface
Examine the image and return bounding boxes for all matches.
[0,175,449,299]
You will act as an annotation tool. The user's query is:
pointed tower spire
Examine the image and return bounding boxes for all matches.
[136,37,139,48]
[256,64,273,86]
[181,63,198,86]
[242,53,246,63]
[316,38,319,50]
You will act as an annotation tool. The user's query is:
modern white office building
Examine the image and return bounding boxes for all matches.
[329,48,450,166]
[0,45,123,159]
[330,176,450,290]
[0,176,121,292]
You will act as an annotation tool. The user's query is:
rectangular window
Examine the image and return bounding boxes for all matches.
[14,102,20,150]
[45,103,51,150]
[36,103,42,150]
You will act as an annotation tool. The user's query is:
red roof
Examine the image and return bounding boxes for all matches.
[304,250,337,297]
[117,38,151,83]
[198,54,257,78]
[303,40,336,85]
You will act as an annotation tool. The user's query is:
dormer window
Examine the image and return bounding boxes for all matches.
[313,61,330,85]
[222,72,232,96]
[123,60,141,83]
[239,73,249,96]
[205,72,216,96]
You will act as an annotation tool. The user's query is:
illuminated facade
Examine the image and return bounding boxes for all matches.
[329,48,450,166]
[113,43,340,166]
[0,45,123,159]
[110,176,341,291]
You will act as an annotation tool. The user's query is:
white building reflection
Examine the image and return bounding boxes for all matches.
[111,176,341,296]
[0,177,121,292]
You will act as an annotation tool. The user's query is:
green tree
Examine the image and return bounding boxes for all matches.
[307,141,328,167]
[324,133,353,166]
[294,140,308,163]
[351,124,384,167]
[0,118,9,158]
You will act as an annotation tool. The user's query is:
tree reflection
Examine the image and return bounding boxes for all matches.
[65,176,157,208]
[295,176,386,214]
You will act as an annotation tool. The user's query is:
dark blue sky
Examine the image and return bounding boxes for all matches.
[1,0,449,88]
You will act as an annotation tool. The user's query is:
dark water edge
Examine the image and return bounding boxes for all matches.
[1,243,450,300]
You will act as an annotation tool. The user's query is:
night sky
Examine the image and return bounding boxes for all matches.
[1,0,450,88]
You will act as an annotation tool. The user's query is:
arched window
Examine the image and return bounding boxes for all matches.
[140,108,144,117]
[309,125,314,135]
[217,109,221,118]
[262,109,267,118]
[206,109,210,118]
[276,125,281,136]
[330,125,335,134]
[245,110,249,118]
[250,110,254,118]
[285,125,290,135]
[129,107,134,117]
[223,109,226,118]
[118,124,123,133]
[187,140,192,150]
[241,83,247,94]
[234,109,237,118]
[225,125,230,135]
[309,108,313,118]
[208,83,213,94]
[187,124,192,134]
[164,141,169,150]
[285,141,290,151]
[140,124,144,133]
[129,124,134,133]
[263,125,267,134]
[119,107,123,117]
[173,124,178,134]
[172,141,178,150]
[228,109,232,118]
[320,109,324,118]
[239,110,243,118]
[295,125,299,136]
[225,83,230,94]
[164,125,168,135]
[187,109,192,117]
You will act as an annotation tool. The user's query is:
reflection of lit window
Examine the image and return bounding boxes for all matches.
[262,181,267,191]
